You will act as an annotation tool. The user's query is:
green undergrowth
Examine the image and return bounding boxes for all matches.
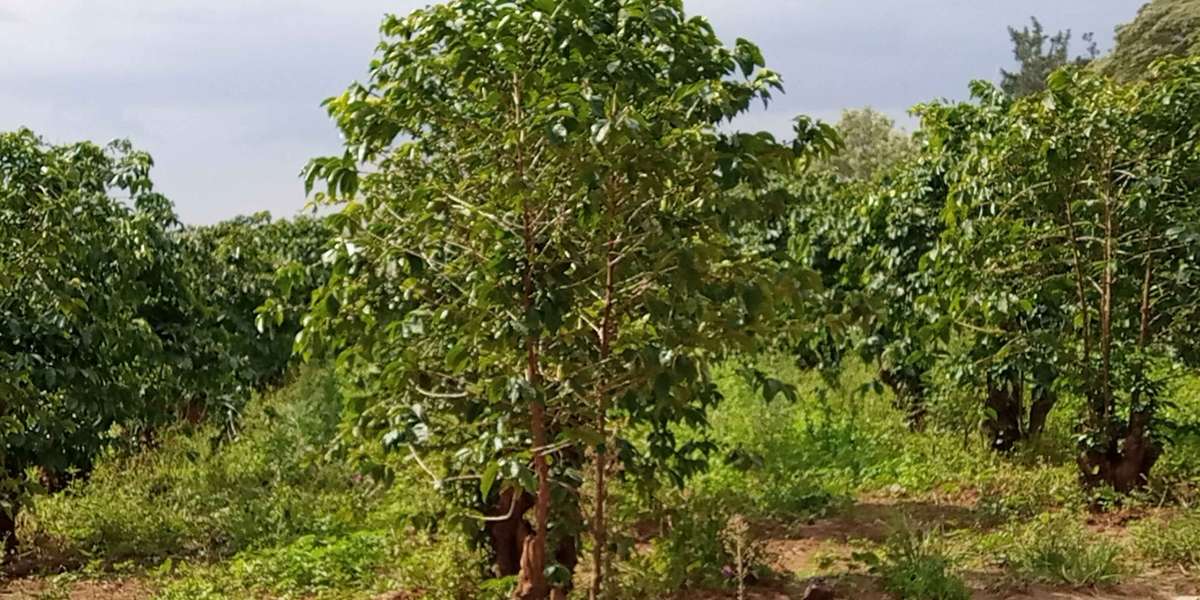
[17,360,1200,597]
[22,366,498,599]
[609,357,1200,594]
[27,366,361,563]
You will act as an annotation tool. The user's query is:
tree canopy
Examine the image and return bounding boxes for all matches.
[1098,0,1200,82]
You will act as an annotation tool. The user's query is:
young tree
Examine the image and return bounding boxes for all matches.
[301,1,824,596]
[1001,17,1098,98]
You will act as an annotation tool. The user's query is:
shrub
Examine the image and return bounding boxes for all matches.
[856,528,971,600]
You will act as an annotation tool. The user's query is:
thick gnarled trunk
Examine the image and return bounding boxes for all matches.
[1078,405,1161,493]
[487,489,579,600]
[984,372,1024,452]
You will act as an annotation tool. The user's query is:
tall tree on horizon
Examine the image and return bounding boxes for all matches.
[1001,17,1098,98]
[1097,0,1200,82]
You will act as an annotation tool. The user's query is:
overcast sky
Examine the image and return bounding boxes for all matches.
[1,1,1146,224]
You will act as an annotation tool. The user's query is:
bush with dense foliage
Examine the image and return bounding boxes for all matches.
[0,130,194,551]
[0,129,332,554]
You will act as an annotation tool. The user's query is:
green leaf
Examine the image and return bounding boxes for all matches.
[480,462,500,498]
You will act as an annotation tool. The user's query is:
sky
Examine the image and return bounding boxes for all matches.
[0,1,1147,224]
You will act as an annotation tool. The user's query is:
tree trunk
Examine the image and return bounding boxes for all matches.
[488,489,536,578]
[1027,385,1057,437]
[487,488,579,599]
[984,372,1024,452]
[512,74,550,600]
[879,368,927,432]
[590,205,619,600]
[1079,395,1161,493]
[0,506,15,558]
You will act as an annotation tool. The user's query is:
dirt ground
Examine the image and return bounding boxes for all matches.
[0,578,154,600]
[2,497,1197,599]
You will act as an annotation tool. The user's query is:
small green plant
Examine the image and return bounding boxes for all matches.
[1132,510,1200,569]
[720,514,767,600]
[159,533,383,600]
[854,527,970,600]
[998,512,1124,586]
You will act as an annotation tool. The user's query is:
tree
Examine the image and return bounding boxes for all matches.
[0,131,183,550]
[927,59,1200,489]
[787,143,947,430]
[1097,0,1200,82]
[1001,17,1098,98]
[301,1,823,597]
[815,108,915,182]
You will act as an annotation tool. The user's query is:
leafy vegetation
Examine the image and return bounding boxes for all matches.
[6,1,1200,599]
[0,130,331,555]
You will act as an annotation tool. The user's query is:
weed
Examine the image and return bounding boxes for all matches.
[855,527,970,600]
[994,512,1124,586]
[720,514,767,600]
[1132,510,1200,569]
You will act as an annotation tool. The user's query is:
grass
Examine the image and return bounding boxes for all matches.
[1132,509,1200,569]
[857,528,970,600]
[9,358,1200,598]
[988,512,1126,587]
[20,366,497,599]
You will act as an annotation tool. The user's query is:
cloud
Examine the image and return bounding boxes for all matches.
[0,0,1147,224]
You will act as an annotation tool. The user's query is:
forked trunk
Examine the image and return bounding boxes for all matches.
[1078,245,1162,494]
